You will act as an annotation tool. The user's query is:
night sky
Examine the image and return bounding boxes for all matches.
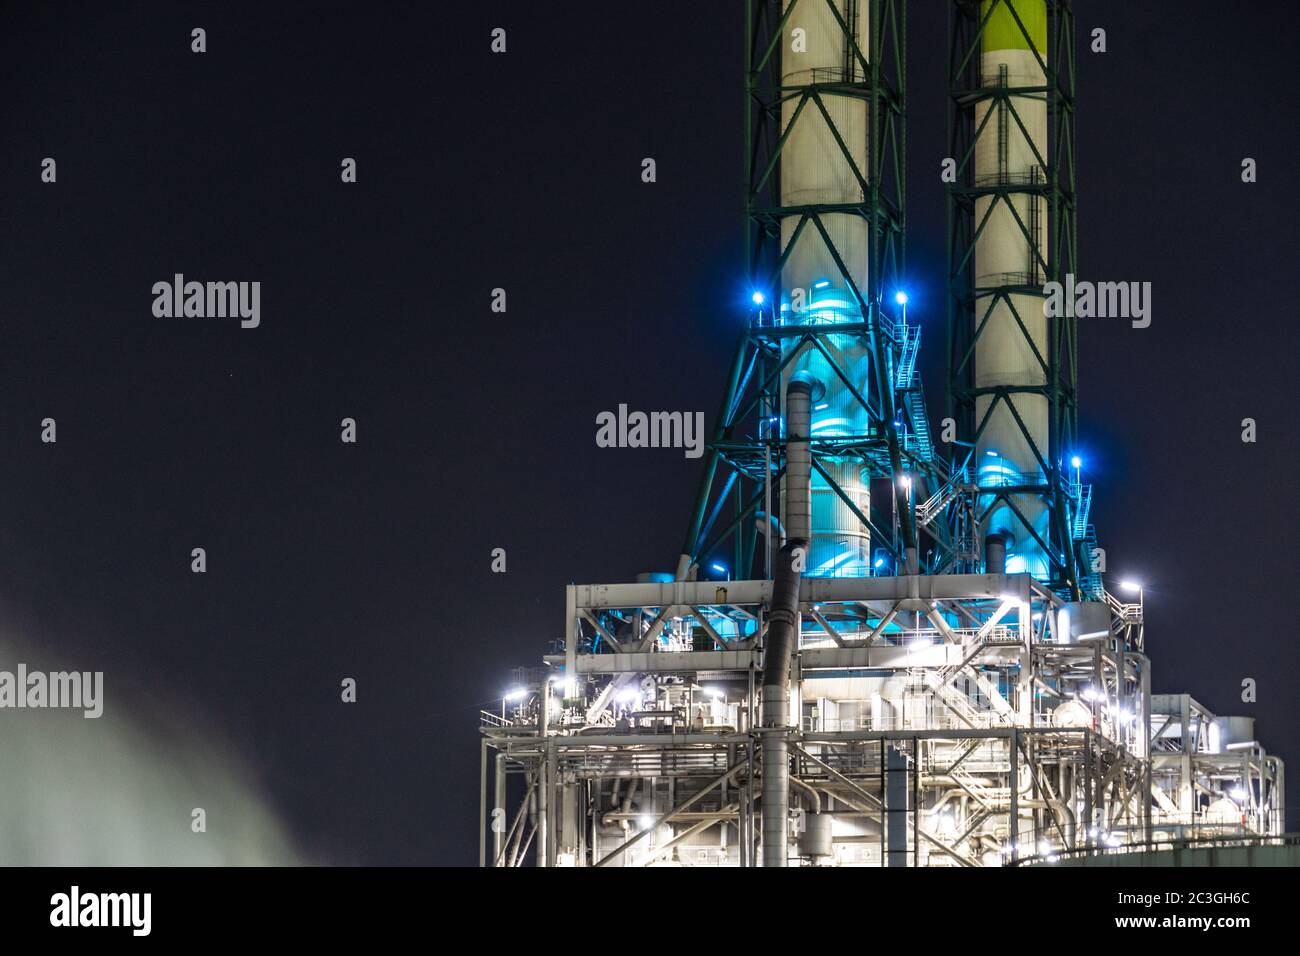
[0,1,1296,865]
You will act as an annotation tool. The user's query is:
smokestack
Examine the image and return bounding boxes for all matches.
[973,0,1049,578]
[780,0,872,579]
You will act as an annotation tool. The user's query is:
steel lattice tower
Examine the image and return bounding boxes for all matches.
[946,0,1086,597]
[677,0,934,587]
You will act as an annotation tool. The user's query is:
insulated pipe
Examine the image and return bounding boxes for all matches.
[754,512,786,539]
[759,380,812,867]
[790,774,823,813]
[760,540,804,867]
[493,753,507,866]
[1051,798,1076,849]
[535,755,548,867]
[600,779,639,831]
[785,379,814,542]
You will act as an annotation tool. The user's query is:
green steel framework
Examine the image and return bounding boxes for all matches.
[679,0,940,581]
[945,0,1085,598]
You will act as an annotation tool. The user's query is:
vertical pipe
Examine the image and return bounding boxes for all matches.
[879,738,886,866]
[759,544,800,867]
[548,741,559,866]
[479,739,488,867]
[1009,728,1019,863]
[747,735,757,866]
[759,380,812,866]
[1083,731,1094,848]
[1030,732,1041,849]
[912,736,920,867]
[1138,653,1152,844]
[1274,760,1285,836]
[785,380,813,541]
[765,421,773,577]
[580,779,590,866]
[493,752,507,867]
[535,753,549,868]
[725,742,734,858]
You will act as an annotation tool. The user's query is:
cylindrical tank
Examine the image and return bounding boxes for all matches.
[1205,798,1242,825]
[798,812,834,859]
[1056,601,1111,643]
[1053,699,1092,727]
[1210,716,1256,752]
[973,0,1050,579]
[779,1,873,578]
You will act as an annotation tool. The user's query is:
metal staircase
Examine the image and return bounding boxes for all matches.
[895,321,920,389]
[902,386,933,462]
[913,668,986,728]
[1078,524,1102,598]
[1065,476,1102,598]
[888,318,934,464]
[1072,482,1092,539]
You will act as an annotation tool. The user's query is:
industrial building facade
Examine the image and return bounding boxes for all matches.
[479,0,1284,867]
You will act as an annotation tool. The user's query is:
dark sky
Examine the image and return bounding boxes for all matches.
[0,1,1296,864]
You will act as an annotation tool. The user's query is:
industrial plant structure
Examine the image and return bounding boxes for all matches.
[478,0,1285,867]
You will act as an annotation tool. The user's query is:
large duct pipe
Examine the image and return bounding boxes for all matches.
[785,379,813,542]
[754,512,786,540]
[761,540,803,867]
[984,531,1010,575]
[759,380,813,867]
